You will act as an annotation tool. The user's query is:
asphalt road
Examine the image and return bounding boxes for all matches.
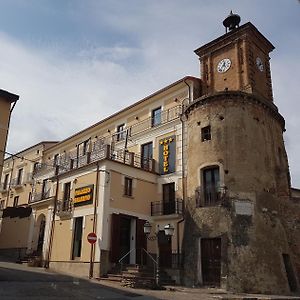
[0,261,157,300]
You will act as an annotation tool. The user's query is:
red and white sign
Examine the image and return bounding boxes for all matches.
[87,232,97,244]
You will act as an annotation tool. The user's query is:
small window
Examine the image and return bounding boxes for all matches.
[124,177,133,197]
[0,200,5,210]
[3,174,9,190]
[13,196,19,207]
[201,125,211,141]
[53,154,59,166]
[117,124,126,141]
[17,168,23,185]
[151,107,161,127]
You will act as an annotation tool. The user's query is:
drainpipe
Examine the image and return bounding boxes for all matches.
[89,162,101,278]
[45,176,59,268]
[177,79,192,268]
[5,154,15,207]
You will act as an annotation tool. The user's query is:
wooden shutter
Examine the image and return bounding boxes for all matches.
[110,213,121,263]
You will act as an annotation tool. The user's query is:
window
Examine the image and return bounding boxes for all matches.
[53,154,59,166]
[0,200,5,210]
[3,174,9,190]
[41,179,48,199]
[116,124,126,141]
[78,139,89,156]
[201,125,211,141]
[151,107,161,127]
[72,217,83,259]
[33,162,39,173]
[13,196,19,207]
[141,142,153,170]
[63,182,71,210]
[16,168,23,185]
[202,167,220,206]
[162,183,176,214]
[124,177,133,197]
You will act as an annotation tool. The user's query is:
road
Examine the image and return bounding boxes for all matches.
[0,261,157,300]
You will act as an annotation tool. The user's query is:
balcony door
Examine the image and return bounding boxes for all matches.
[162,183,175,214]
[203,167,220,206]
[141,142,153,170]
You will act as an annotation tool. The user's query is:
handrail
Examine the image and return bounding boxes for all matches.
[118,248,136,264]
[142,248,158,266]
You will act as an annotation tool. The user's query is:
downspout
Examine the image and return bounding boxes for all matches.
[177,79,191,267]
[5,154,15,207]
[45,176,59,268]
[89,162,101,278]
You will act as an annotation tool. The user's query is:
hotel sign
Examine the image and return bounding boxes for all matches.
[159,136,176,175]
[74,185,94,207]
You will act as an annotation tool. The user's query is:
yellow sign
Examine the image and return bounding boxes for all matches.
[159,137,174,173]
[74,185,94,206]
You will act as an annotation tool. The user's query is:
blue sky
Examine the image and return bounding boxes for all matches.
[1,0,299,186]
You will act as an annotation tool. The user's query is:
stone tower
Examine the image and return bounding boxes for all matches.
[182,14,298,294]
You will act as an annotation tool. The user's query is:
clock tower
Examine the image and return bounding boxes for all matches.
[182,13,299,294]
[195,11,274,102]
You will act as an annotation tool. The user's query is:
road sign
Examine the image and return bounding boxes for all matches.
[87,232,97,244]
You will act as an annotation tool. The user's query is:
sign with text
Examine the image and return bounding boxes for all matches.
[159,135,176,175]
[74,185,94,207]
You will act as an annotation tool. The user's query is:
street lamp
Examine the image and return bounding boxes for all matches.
[143,221,174,287]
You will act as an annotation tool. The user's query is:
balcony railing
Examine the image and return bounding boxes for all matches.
[0,183,9,193]
[34,144,156,178]
[151,199,183,216]
[10,178,23,188]
[130,105,181,136]
[29,189,51,203]
[56,199,73,219]
[195,186,227,207]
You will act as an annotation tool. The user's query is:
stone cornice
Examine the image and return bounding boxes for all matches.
[184,91,285,130]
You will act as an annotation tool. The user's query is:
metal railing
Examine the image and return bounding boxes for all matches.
[34,144,156,178]
[0,183,9,193]
[29,189,51,203]
[195,186,227,207]
[10,177,23,188]
[56,199,73,218]
[151,199,184,216]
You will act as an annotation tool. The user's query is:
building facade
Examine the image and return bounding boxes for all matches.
[0,16,299,294]
[0,89,19,183]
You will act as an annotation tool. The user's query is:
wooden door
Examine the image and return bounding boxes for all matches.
[158,231,172,268]
[201,238,221,286]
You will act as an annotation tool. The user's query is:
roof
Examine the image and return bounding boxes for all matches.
[194,22,275,57]
[4,141,59,161]
[46,76,201,151]
[0,89,19,103]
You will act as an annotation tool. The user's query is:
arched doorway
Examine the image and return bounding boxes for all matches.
[36,214,46,255]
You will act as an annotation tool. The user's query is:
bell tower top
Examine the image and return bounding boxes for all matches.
[194,18,275,102]
[223,11,241,33]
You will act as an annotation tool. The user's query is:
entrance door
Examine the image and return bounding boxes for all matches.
[201,238,221,286]
[36,217,46,255]
[158,230,172,268]
[119,217,131,264]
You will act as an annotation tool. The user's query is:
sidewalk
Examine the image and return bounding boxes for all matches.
[95,279,300,300]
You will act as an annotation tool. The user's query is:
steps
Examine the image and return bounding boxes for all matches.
[102,264,175,289]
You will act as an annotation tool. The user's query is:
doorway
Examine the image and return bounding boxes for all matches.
[36,215,46,255]
[158,230,172,268]
[119,217,131,264]
[201,238,221,286]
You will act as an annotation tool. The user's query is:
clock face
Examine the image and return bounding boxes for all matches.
[256,57,264,72]
[217,58,231,73]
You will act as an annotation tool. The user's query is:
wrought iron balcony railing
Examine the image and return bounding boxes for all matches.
[195,186,227,207]
[0,183,9,193]
[29,189,51,203]
[151,199,184,216]
[56,199,73,219]
[34,144,156,178]
[10,178,23,188]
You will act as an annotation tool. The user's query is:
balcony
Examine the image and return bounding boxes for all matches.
[29,189,51,204]
[10,178,23,189]
[151,199,184,216]
[195,186,227,207]
[0,183,9,193]
[34,144,156,178]
[56,199,73,219]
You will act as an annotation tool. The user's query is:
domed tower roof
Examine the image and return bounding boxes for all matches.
[223,10,241,33]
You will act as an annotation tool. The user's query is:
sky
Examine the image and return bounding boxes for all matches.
[0,0,299,187]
